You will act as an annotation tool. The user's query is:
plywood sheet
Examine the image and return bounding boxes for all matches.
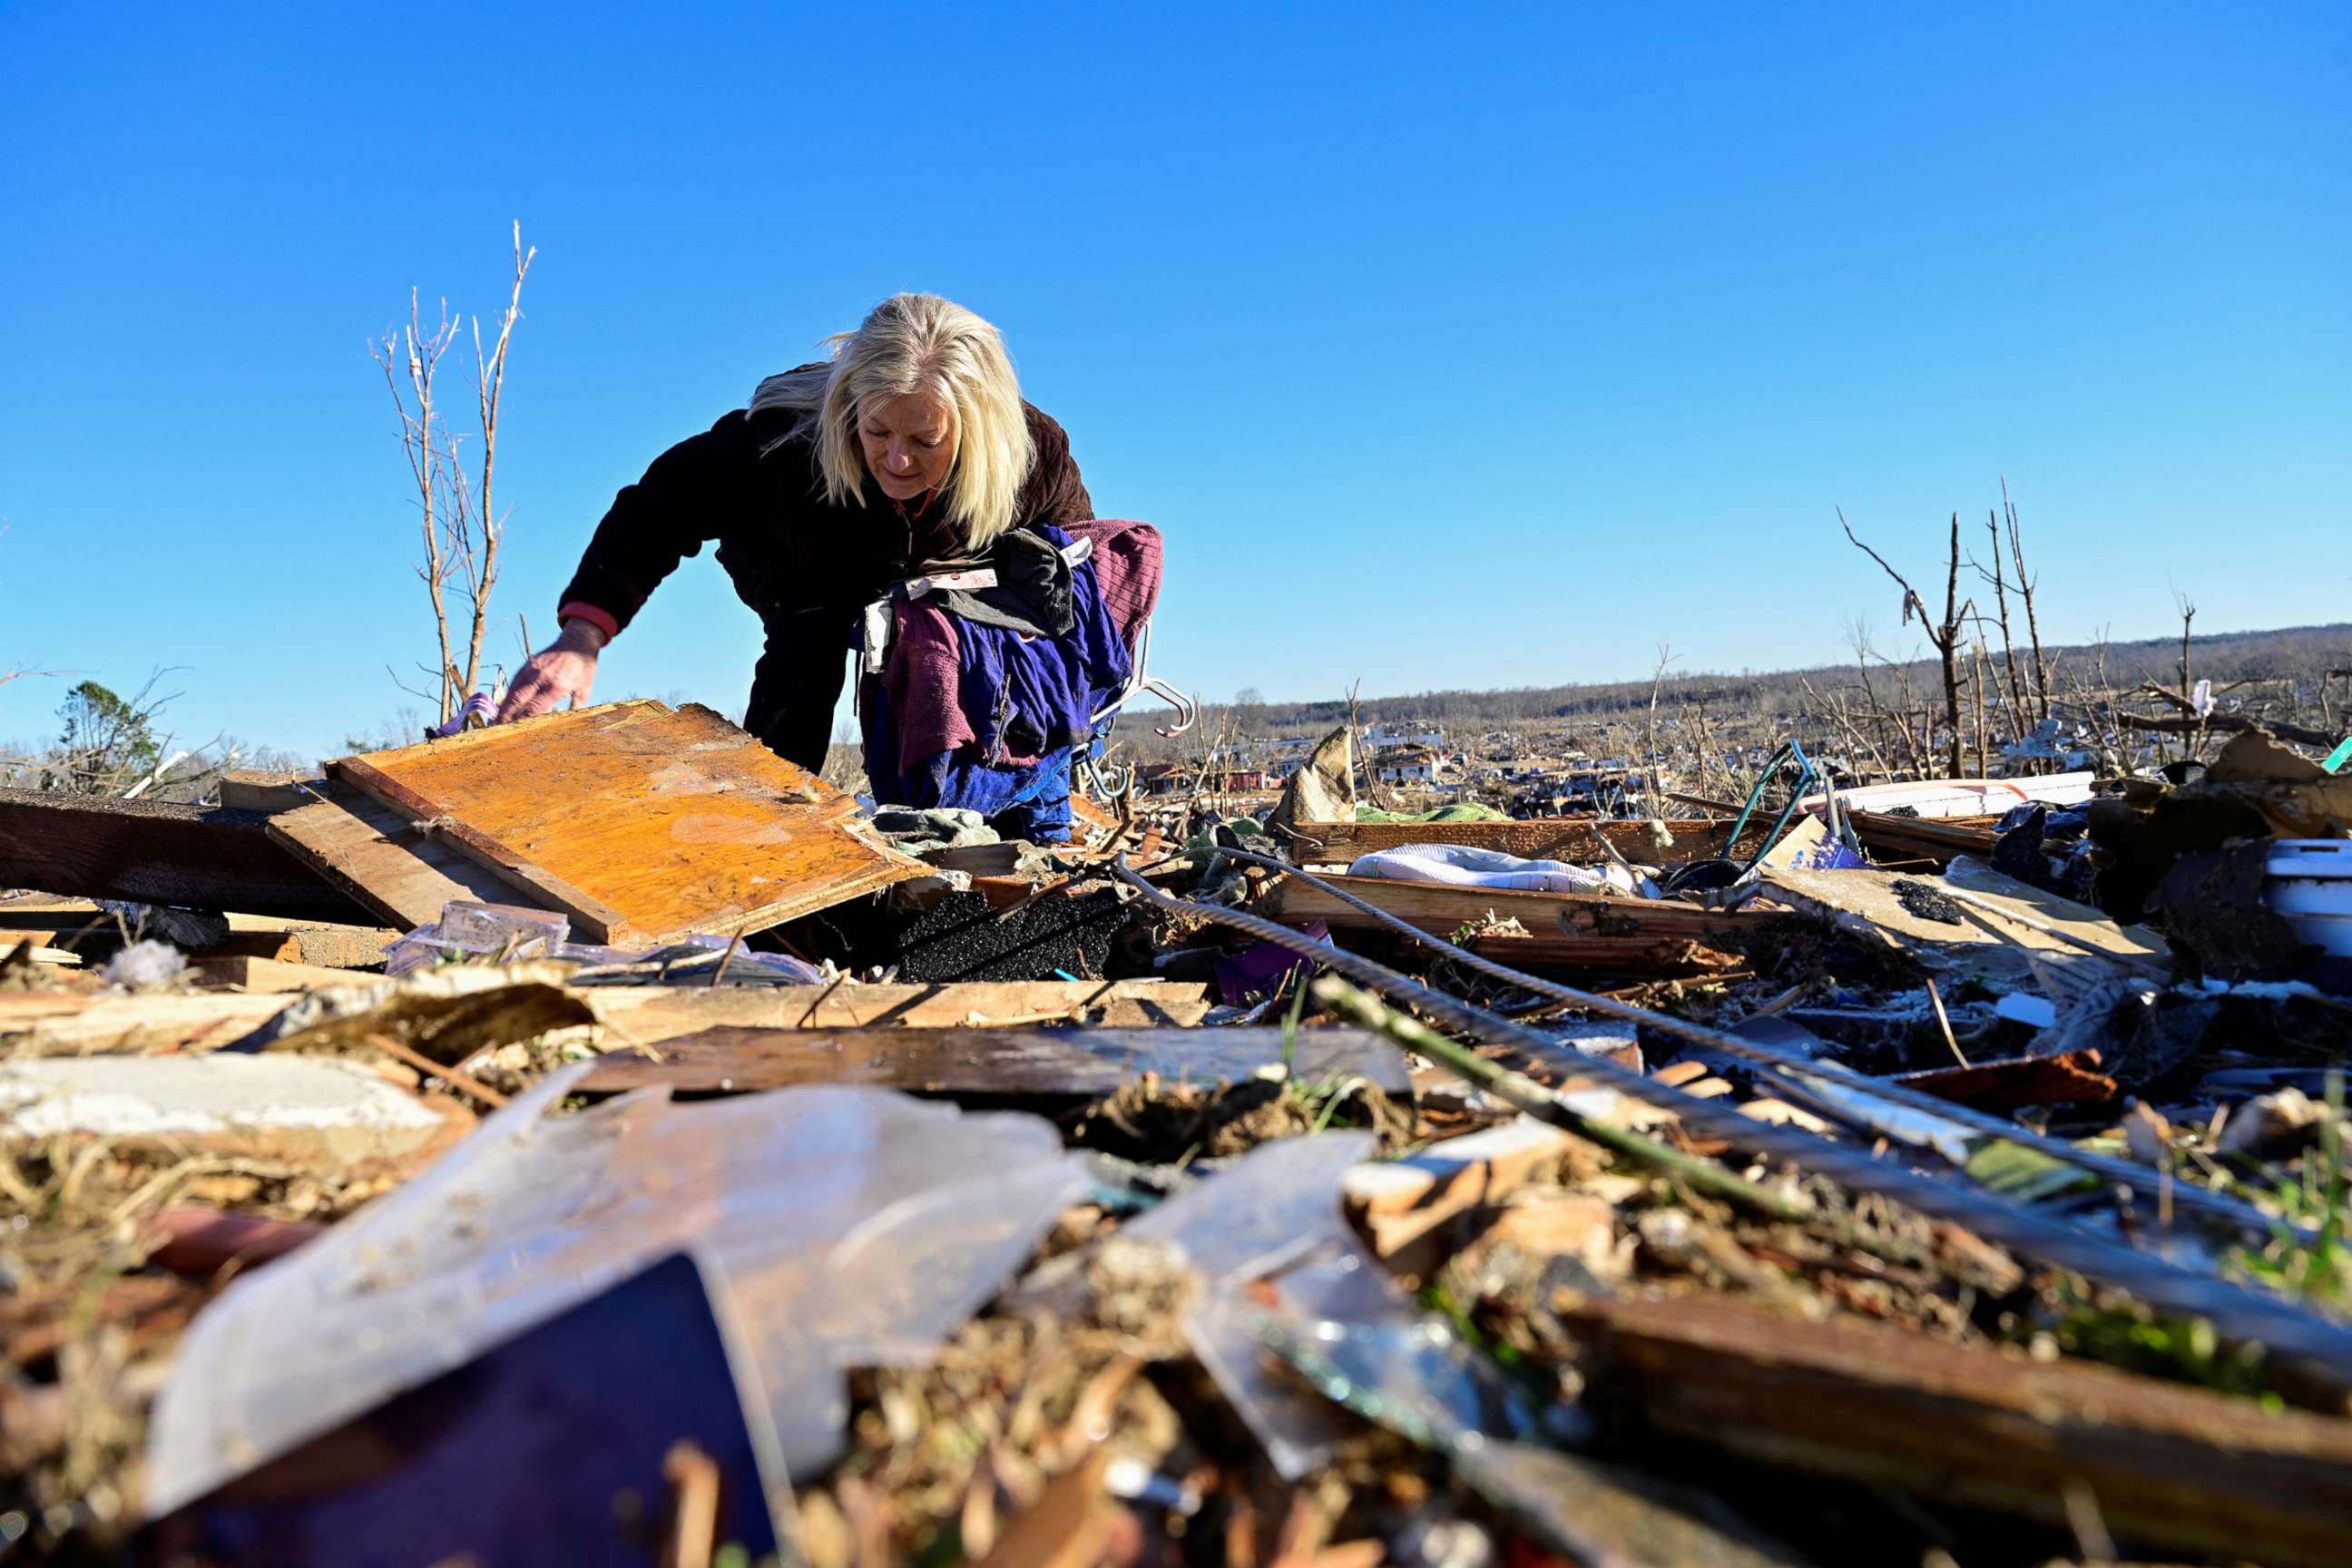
[330,701,928,946]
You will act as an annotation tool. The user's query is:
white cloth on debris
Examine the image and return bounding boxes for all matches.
[1347,842,1637,897]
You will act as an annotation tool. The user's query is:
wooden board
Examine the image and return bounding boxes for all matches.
[1570,1292,2352,1568]
[0,788,367,924]
[1265,873,1767,975]
[331,701,928,946]
[190,956,396,993]
[267,785,550,932]
[1267,871,1791,944]
[1761,861,2166,983]
[0,898,395,966]
[1287,818,1769,867]
[576,1024,1407,1096]
[0,979,1217,1055]
[1846,809,2001,866]
[586,979,1217,1035]
[217,770,322,813]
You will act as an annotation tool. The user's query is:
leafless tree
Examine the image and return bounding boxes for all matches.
[2175,591,2200,762]
[2001,478,2053,720]
[1642,643,1674,811]
[1972,512,2031,745]
[372,223,537,725]
[1839,508,1973,777]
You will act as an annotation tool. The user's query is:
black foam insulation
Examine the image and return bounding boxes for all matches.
[887,885,1132,983]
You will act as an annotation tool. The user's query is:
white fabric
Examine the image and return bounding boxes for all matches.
[1348,842,1637,897]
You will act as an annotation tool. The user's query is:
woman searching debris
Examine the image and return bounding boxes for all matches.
[495,292,1094,771]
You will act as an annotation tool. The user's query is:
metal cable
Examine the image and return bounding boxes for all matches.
[1111,853,2352,1387]
[1200,840,2292,1240]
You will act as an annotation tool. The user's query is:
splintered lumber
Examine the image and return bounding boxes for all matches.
[1288,818,1771,867]
[1343,1116,1580,1258]
[1761,862,2166,983]
[216,770,323,813]
[577,1024,1406,1096]
[0,980,1217,1055]
[267,783,554,932]
[1568,1293,2352,1568]
[328,700,928,946]
[0,787,368,925]
[586,980,1216,1036]
[1892,1049,2119,1109]
[0,991,297,1054]
[190,956,395,993]
[1265,871,1782,974]
[1845,809,2002,867]
[0,898,397,968]
[219,916,400,969]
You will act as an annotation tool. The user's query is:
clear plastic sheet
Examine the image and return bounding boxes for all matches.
[382,897,826,983]
[1122,1129,1376,1282]
[1246,1282,1814,1565]
[145,1068,1086,1514]
[1103,1132,1392,1477]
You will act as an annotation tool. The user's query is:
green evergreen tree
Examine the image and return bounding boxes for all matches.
[47,680,162,792]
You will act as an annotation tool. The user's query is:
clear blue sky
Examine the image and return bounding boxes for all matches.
[4,3,2347,764]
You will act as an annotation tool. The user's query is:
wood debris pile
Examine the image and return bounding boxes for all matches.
[5,702,2352,1567]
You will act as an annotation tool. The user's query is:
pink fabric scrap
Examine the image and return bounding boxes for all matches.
[887,598,978,773]
[1062,519,1163,646]
[886,519,1163,771]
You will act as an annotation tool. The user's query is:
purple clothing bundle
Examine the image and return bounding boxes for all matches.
[863,524,1142,839]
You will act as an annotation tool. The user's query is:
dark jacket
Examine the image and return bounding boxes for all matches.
[556,397,1093,771]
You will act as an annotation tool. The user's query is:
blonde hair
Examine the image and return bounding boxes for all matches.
[749,293,1035,551]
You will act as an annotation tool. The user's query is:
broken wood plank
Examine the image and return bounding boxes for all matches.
[0,788,367,924]
[329,701,928,946]
[1288,818,1770,867]
[1568,1292,2352,1568]
[0,992,302,1054]
[4,943,82,967]
[217,917,400,969]
[1391,929,1745,975]
[575,1024,1406,1096]
[1269,869,1778,959]
[1343,1116,1575,1258]
[0,897,395,966]
[0,979,1218,1055]
[585,979,1217,1036]
[266,784,543,932]
[1891,1049,2119,1110]
[190,956,389,993]
[2122,709,2343,749]
[1764,861,2167,983]
[217,770,323,813]
[1846,809,2001,867]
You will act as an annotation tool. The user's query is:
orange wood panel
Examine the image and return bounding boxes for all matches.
[331,701,926,946]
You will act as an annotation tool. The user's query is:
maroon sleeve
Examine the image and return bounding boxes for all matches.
[1023,405,1094,531]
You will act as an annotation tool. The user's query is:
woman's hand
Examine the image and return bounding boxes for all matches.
[497,619,604,722]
